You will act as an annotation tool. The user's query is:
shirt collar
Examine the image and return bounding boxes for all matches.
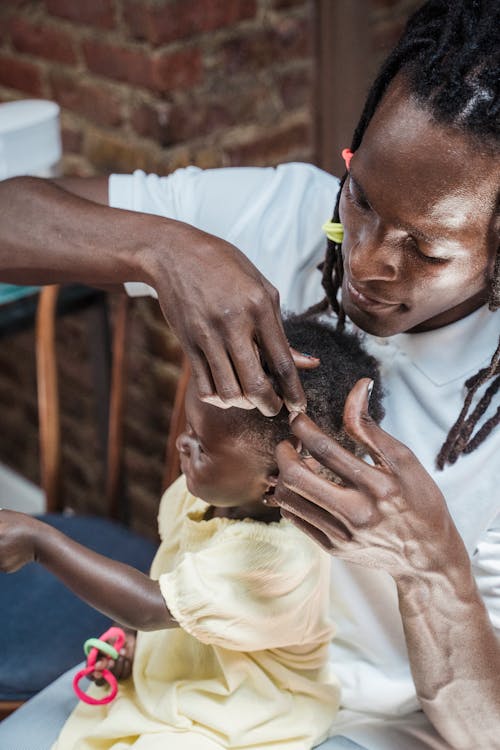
[369,305,499,386]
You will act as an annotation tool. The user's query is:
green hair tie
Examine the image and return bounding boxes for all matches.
[322,221,344,244]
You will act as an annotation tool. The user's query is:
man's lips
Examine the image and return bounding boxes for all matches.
[346,280,400,311]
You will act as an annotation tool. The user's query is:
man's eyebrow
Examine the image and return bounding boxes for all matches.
[349,172,441,244]
[349,174,372,209]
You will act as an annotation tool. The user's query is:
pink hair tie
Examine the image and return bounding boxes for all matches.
[341,148,354,170]
[73,626,126,706]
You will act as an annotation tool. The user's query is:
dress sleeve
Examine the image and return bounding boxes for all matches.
[471,511,500,634]
[158,520,333,652]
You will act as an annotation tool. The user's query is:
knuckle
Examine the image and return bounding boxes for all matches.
[192,323,213,345]
[314,437,333,463]
[245,374,271,396]
[196,382,215,401]
[247,287,267,310]
[268,285,280,306]
[218,388,242,405]
[390,442,415,465]
[273,357,296,379]
[375,476,400,504]
[352,505,376,530]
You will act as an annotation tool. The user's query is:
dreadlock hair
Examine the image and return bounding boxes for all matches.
[309,0,500,470]
[229,314,384,462]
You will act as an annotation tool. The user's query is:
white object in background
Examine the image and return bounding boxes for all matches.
[0,99,62,179]
[0,461,45,514]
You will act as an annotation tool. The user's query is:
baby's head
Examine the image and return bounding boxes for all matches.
[176,316,384,513]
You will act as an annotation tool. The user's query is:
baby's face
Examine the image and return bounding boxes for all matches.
[176,382,273,507]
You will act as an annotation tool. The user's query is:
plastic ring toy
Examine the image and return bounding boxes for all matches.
[73,666,118,705]
[83,638,119,660]
[72,626,126,706]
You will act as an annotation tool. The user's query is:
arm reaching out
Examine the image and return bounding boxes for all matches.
[0,175,305,416]
[0,509,175,631]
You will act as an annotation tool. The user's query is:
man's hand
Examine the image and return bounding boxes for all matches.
[0,176,310,417]
[274,378,461,578]
[147,224,307,417]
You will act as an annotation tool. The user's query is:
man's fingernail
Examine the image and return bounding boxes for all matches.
[289,410,301,424]
[301,352,319,360]
[367,379,374,401]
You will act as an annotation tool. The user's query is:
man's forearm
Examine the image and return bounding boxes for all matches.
[396,558,500,749]
[36,522,175,631]
[0,175,163,287]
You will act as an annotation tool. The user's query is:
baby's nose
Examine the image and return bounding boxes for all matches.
[176,433,191,455]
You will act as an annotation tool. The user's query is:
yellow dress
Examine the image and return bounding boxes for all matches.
[53,475,339,750]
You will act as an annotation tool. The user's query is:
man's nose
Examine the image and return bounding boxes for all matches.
[347,222,400,283]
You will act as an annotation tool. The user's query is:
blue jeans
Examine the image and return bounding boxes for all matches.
[0,665,366,749]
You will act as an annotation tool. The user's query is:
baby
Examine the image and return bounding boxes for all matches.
[0,315,383,750]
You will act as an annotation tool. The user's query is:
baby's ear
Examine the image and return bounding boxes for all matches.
[265,470,278,488]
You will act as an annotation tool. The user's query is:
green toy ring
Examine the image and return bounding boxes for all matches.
[83,637,119,660]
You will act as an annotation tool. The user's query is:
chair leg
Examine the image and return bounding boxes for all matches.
[85,292,112,471]
[105,292,130,521]
[0,700,24,721]
[35,285,61,513]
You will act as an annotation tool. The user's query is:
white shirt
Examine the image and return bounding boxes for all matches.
[110,164,500,750]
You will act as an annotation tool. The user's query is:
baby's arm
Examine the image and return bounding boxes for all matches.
[0,510,176,631]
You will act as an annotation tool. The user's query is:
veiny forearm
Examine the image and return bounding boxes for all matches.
[396,550,500,749]
[0,175,169,287]
[36,522,176,631]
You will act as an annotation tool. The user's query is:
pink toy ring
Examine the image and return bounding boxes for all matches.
[73,626,126,706]
[73,665,118,705]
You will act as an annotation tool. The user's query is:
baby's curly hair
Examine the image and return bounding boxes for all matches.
[226,314,384,460]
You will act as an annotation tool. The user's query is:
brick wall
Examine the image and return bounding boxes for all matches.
[0,0,421,537]
[0,0,315,175]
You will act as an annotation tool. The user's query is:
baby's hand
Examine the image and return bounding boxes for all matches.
[0,509,41,573]
[92,628,136,684]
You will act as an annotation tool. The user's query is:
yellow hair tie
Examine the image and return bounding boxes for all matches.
[322,221,344,243]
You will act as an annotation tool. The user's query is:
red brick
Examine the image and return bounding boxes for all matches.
[83,39,202,92]
[83,39,153,87]
[0,54,43,96]
[44,0,115,29]
[10,17,78,65]
[225,119,311,166]
[151,47,203,93]
[124,0,257,46]
[50,70,123,127]
[220,17,311,75]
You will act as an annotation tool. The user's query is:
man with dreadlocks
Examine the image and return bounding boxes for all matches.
[0,1,499,748]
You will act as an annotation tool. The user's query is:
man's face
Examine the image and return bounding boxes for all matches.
[176,381,271,506]
[338,78,499,337]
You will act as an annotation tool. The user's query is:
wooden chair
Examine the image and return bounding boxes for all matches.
[0,286,188,720]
